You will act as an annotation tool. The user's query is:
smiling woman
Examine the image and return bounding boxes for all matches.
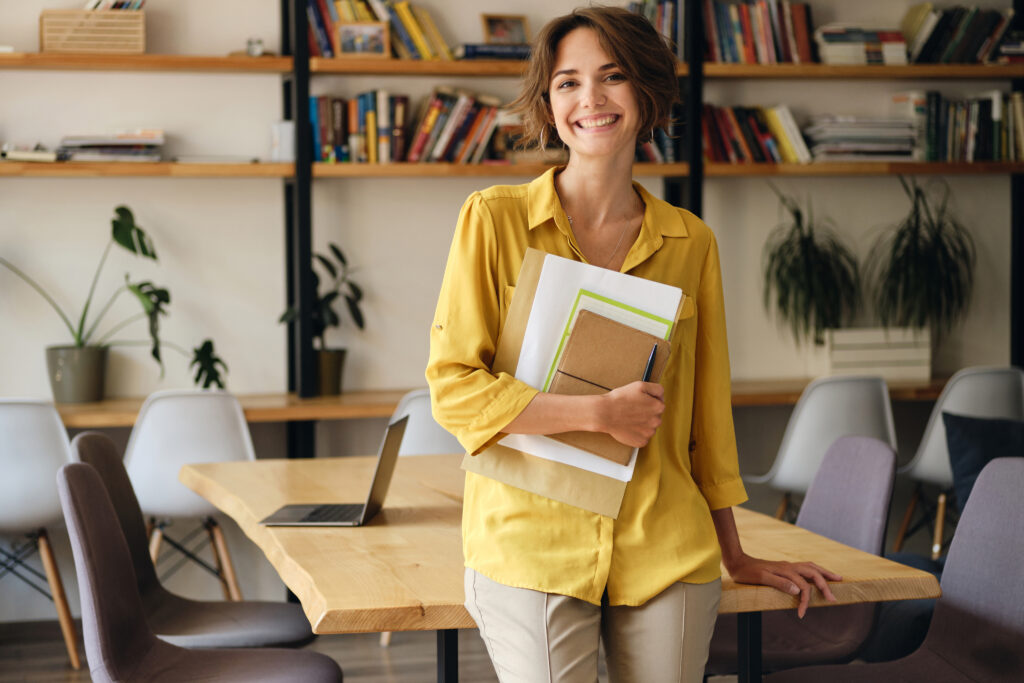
[425,7,840,683]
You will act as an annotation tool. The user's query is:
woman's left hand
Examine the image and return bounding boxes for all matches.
[727,554,842,618]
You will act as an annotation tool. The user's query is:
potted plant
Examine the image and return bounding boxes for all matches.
[279,243,365,395]
[0,206,227,402]
[868,176,976,342]
[762,185,861,347]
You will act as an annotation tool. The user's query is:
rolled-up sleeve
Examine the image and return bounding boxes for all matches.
[425,192,539,455]
[689,232,748,510]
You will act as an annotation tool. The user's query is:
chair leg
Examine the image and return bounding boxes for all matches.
[774,493,791,520]
[380,631,392,647]
[37,530,81,671]
[207,519,243,601]
[205,521,232,601]
[931,493,947,561]
[148,522,164,565]
[892,484,921,552]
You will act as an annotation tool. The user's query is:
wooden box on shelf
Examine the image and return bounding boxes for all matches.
[39,9,145,55]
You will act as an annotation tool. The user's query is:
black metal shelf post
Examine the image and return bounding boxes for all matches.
[1013,0,1023,367]
[283,0,316,459]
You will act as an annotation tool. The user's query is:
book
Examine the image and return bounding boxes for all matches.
[406,89,448,162]
[365,0,418,59]
[315,0,340,56]
[414,5,453,60]
[307,0,334,58]
[454,43,531,60]
[909,10,941,62]
[790,3,814,63]
[318,95,334,161]
[347,98,359,163]
[773,104,811,162]
[394,1,435,60]
[420,90,459,161]
[469,106,502,164]
[331,97,349,161]
[310,95,323,159]
[376,89,390,164]
[390,95,409,161]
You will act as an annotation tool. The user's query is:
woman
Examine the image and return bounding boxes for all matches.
[426,7,840,682]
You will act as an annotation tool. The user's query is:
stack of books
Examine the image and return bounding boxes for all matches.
[702,103,810,164]
[58,130,164,162]
[307,0,453,60]
[814,24,907,65]
[702,0,816,64]
[919,90,1023,162]
[804,116,916,161]
[311,88,507,164]
[81,1,144,8]
[994,26,1024,63]
[902,4,1016,64]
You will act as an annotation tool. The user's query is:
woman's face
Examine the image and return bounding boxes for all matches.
[547,27,640,162]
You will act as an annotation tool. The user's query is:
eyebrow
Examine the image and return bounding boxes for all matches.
[552,63,618,79]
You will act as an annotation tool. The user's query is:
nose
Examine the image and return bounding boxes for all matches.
[580,81,607,108]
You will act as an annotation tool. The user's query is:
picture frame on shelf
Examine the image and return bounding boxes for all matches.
[337,22,390,59]
[481,14,529,45]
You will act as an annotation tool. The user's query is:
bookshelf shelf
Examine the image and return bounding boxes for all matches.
[705,161,1024,177]
[704,63,1024,79]
[312,162,690,178]
[309,57,689,77]
[0,52,293,73]
[0,161,294,177]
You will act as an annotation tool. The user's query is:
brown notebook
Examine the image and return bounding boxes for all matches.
[547,310,671,465]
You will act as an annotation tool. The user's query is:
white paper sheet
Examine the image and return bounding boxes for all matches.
[500,253,683,482]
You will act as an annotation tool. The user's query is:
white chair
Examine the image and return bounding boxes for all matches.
[124,389,256,601]
[744,375,897,520]
[0,399,80,669]
[392,388,463,456]
[892,366,1024,559]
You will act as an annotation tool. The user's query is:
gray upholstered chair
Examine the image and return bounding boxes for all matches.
[57,461,343,683]
[706,435,896,676]
[71,431,313,649]
[767,457,1024,683]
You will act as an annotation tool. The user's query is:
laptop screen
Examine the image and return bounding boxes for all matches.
[359,415,408,523]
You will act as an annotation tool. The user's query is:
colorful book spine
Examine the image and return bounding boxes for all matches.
[347,98,359,163]
[376,89,391,164]
[331,97,349,161]
[310,95,322,159]
[395,1,435,60]
[454,43,531,60]
[414,5,454,60]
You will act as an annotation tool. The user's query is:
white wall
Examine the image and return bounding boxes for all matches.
[0,0,1013,623]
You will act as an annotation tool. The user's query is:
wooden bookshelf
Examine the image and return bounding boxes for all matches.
[54,379,944,429]
[0,161,294,177]
[0,52,293,73]
[310,58,690,77]
[313,162,690,178]
[705,161,1024,177]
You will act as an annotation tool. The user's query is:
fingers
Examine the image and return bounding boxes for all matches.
[640,381,665,400]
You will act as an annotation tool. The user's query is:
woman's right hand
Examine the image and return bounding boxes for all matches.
[597,381,665,447]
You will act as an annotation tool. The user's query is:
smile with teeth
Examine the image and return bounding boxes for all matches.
[575,115,619,129]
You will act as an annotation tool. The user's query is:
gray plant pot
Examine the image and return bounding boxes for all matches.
[317,348,346,396]
[45,345,108,404]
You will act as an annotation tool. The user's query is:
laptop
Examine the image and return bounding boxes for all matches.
[259,415,409,527]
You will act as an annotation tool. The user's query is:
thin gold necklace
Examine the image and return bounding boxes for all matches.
[567,213,636,269]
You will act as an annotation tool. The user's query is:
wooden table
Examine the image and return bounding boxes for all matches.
[181,454,941,683]
[59,378,945,429]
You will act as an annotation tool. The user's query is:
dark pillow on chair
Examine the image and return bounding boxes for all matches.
[943,411,1024,512]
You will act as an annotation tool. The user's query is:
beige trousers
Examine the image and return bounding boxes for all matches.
[464,569,721,683]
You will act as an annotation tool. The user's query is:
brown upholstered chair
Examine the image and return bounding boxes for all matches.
[70,431,314,649]
[57,460,343,682]
[706,435,896,676]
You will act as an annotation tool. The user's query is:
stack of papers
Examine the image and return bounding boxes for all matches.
[805,115,916,161]
[58,129,164,162]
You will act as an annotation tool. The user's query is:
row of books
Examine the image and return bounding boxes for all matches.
[896,90,1024,162]
[310,89,508,164]
[701,103,810,163]
[81,0,144,8]
[307,0,453,60]
[702,0,816,64]
[900,4,1016,64]
[627,1,687,60]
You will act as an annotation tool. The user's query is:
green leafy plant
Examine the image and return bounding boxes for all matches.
[867,176,975,342]
[0,205,227,388]
[279,242,365,348]
[762,185,861,346]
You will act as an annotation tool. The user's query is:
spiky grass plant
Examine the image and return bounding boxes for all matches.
[763,186,860,346]
[867,176,975,342]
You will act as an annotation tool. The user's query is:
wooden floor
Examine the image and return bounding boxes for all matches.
[0,622,740,682]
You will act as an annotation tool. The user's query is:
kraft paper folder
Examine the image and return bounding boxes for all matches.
[548,309,671,465]
[462,248,684,518]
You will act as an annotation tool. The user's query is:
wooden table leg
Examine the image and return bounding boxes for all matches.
[38,530,81,670]
[737,612,762,683]
[436,629,458,683]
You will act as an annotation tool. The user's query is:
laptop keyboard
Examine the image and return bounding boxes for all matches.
[300,505,361,523]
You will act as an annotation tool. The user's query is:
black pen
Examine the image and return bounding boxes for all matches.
[641,343,658,382]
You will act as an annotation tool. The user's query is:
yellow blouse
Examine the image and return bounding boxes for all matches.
[426,168,748,606]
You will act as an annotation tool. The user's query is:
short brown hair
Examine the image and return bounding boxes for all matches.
[510,6,679,149]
